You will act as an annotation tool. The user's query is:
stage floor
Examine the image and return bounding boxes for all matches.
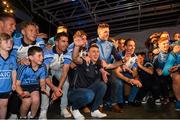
[47,101,180,119]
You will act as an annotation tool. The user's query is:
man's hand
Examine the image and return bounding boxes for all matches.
[12,82,16,91]
[101,60,108,68]
[20,91,31,98]
[156,68,163,76]
[100,68,110,83]
[122,65,133,74]
[51,88,63,100]
[153,48,160,55]
[83,56,91,65]
[130,79,142,88]
[41,88,50,97]
[173,45,180,53]
[169,65,179,73]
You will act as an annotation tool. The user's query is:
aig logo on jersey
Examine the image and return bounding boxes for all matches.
[0,70,11,79]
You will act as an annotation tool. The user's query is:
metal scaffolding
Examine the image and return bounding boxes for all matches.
[24,0,180,38]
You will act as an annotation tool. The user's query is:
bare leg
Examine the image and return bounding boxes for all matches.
[30,91,40,117]
[0,98,8,119]
[20,97,32,117]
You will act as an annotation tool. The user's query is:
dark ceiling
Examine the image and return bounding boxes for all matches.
[7,0,180,38]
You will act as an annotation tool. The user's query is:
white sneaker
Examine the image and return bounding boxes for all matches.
[155,99,161,105]
[91,110,107,118]
[27,111,31,118]
[39,110,47,119]
[71,109,85,120]
[141,96,149,104]
[8,114,17,119]
[61,108,72,118]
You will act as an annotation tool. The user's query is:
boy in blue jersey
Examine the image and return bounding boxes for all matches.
[0,33,17,119]
[41,32,71,118]
[16,46,48,119]
[162,43,180,110]
[153,37,170,105]
[11,21,45,65]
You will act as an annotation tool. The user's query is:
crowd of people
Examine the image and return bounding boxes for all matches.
[0,13,179,120]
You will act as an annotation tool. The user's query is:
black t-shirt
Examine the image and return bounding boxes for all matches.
[69,60,102,89]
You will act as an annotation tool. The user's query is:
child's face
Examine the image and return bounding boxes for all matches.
[0,39,13,51]
[30,52,44,65]
[22,25,37,42]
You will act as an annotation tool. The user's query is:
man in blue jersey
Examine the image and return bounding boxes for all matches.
[47,25,68,48]
[41,32,71,118]
[89,23,123,112]
[11,21,45,65]
[16,46,48,119]
[114,39,142,106]
[0,33,17,119]
[0,13,16,36]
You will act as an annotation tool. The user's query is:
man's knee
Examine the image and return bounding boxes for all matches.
[84,90,95,104]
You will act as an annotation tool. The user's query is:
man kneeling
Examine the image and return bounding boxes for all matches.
[68,35,108,120]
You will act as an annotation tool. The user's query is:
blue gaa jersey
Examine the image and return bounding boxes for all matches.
[17,64,47,85]
[163,52,180,76]
[44,47,68,79]
[0,55,17,93]
[90,38,118,64]
[63,42,88,65]
[153,51,169,70]
[11,37,45,62]
[119,51,138,70]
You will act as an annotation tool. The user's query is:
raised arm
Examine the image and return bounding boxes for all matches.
[72,36,84,64]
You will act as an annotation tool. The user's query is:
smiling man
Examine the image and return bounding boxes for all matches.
[0,13,16,36]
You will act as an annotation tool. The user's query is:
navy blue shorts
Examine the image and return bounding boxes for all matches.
[21,84,40,93]
[0,91,11,99]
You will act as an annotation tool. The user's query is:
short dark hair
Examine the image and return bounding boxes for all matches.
[28,46,43,56]
[54,32,69,41]
[20,21,37,30]
[0,13,15,21]
[124,38,136,46]
[136,52,146,56]
[88,43,99,51]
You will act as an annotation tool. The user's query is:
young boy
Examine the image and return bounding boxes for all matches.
[16,46,48,119]
[0,33,17,119]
